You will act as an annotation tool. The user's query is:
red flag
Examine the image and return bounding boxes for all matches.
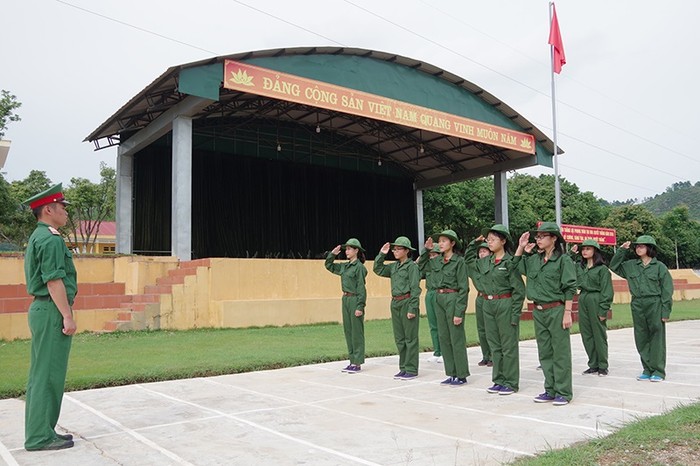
[548,4,566,74]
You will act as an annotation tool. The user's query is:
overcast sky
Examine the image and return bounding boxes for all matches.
[3,0,699,202]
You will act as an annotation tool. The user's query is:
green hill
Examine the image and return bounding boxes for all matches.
[642,181,700,221]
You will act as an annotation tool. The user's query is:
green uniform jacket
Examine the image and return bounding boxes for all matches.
[514,251,577,304]
[24,221,78,302]
[374,253,421,313]
[575,262,614,318]
[609,249,673,319]
[417,250,469,318]
[419,259,440,291]
[325,253,368,310]
[465,240,526,324]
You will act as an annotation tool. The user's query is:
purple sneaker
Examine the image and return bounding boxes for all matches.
[400,372,418,380]
[440,377,455,385]
[498,386,515,396]
[346,365,361,373]
[533,392,555,403]
[553,396,569,406]
[486,384,502,394]
[450,377,467,386]
[341,364,353,372]
[393,371,406,379]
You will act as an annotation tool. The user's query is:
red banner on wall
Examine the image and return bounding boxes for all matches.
[560,224,616,246]
[223,60,536,155]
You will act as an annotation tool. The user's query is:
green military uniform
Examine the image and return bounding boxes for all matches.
[421,244,441,357]
[23,184,77,451]
[467,242,492,364]
[419,230,469,380]
[610,236,673,379]
[571,240,613,372]
[515,232,577,402]
[325,239,368,366]
[374,237,422,376]
[465,238,525,391]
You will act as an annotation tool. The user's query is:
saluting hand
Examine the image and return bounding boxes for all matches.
[524,243,536,253]
[621,241,631,249]
[570,244,579,254]
[331,245,342,255]
[518,231,531,249]
[424,237,434,250]
[380,242,391,255]
[475,234,485,242]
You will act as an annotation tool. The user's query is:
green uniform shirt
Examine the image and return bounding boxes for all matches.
[24,221,78,303]
[325,253,368,310]
[374,253,421,312]
[610,248,673,318]
[515,251,577,304]
[575,263,614,318]
[465,240,526,322]
[419,259,441,291]
[418,249,469,317]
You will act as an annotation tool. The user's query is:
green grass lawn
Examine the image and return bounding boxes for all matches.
[1,300,698,399]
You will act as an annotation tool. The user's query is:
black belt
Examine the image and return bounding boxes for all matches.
[533,301,564,310]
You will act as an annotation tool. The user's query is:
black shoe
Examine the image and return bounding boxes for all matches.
[56,433,73,441]
[393,371,406,379]
[27,438,74,451]
[582,368,599,375]
[477,359,488,366]
[486,361,493,367]
[598,369,608,377]
[440,377,454,385]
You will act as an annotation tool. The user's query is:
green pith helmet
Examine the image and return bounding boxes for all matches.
[482,224,512,244]
[431,229,461,249]
[580,239,601,250]
[478,242,490,250]
[632,235,657,247]
[25,183,70,209]
[430,244,441,254]
[391,236,416,251]
[531,221,565,243]
[341,238,365,252]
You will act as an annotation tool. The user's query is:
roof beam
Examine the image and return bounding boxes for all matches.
[119,96,214,157]
[415,155,538,190]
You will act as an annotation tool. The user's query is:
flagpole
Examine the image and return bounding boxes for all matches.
[549,1,562,227]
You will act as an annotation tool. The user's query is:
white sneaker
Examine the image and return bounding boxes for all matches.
[436,356,443,363]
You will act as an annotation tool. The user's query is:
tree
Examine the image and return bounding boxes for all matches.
[64,162,116,253]
[660,205,700,269]
[0,90,22,139]
[2,171,53,249]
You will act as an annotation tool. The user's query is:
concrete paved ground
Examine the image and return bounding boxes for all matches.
[1,321,699,466]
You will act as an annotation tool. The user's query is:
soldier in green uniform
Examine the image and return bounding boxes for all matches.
[325,238,368,373]
[374,236,421,379]
[419,230,470,386]
[514,222,577,406]
[466,225,525,395]
[610,235,673,382]
[569,240,614,377]
[418,244,442,363]
[468,241,493,367]
[23,183,77,451]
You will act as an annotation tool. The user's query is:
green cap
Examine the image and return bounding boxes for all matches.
[580,239,601,250]
[390,236,416,251]
[431,229,461,249]
[632,235,657,247]
[531,221,565,243]
[482,224,512,244]
[341,238,364,252]
[478,242,490,250]
[25,183,70,209]
[430,244,441,253]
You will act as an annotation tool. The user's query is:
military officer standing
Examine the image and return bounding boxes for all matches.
[23,183,77,451]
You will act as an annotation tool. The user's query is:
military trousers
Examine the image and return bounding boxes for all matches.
[435,292,469,379]
[578,291,609,370]
[25,300,73,450]
[390,298,420,374]
[475,295,491,361]
[631,296,666,378]
[533,304,572,401]
[341,295,365,365]
[483,298,520,390]
[424,290,441,356]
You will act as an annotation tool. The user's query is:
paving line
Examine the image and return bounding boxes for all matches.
[137,385,382,466]
[191,378,534,457]
[64,394,194,466]
[0,439,20,466]
[519,376,699,400]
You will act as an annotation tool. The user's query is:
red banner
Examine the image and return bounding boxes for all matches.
[560,224,616,246]
[223,60,536,155]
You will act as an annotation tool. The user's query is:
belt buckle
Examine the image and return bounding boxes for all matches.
[487,295,494,300]
[536,304,543,310]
